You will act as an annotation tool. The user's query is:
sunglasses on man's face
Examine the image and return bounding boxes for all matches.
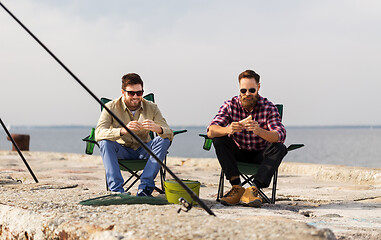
[124,89,144,97]
[240,88,256,94]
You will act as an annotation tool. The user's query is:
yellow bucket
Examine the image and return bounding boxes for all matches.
[164,179,201,205]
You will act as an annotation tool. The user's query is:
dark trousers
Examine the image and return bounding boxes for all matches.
[212,136,287,188]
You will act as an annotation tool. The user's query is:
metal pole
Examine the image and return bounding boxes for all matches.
[0,118,39,183]
[0,2,215,216]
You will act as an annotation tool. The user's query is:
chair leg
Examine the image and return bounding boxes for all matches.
[105,172,109,191]
[271,170,278,204]
[125,177,140,192]
[122,172,137,187]
[154,186,165,194]
[119,162,142,192]
[105,169,137,192]
[240,173,275,204]
[216,169,225,202]
[258,188,271,204]
[159,157,167,193]
[240,174,255,186]
[159,168,165,191]
[163,154,167,180]
[118,160,167,194]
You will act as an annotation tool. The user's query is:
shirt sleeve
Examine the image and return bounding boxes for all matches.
[95,102,122,142]
[153,105,174,141]
[208,101,232,129]
[267,106,287,143]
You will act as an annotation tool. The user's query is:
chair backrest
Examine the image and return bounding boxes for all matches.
[272,105,305,151]
[143,93,154,102]
[100,97,111,111]
[275,104,283,120]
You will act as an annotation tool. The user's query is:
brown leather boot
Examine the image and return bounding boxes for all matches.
[240,186,262,207]
[220,185,245,206]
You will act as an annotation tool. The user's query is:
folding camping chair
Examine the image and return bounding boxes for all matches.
[83,93,187,194]
[199,104,304,204]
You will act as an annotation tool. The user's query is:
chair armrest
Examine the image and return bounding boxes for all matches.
[287,144,304,151]
[173,129,187,136]
[199,134,213,151]
[199,134,304,152]
[82,135,99,147]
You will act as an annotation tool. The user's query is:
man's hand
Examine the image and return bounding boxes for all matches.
[243,120,261,134]
[142,119,163,134]
[227,122,244,135]
[120,121,142,135]
[244,120,280,142]
[207,122,243,138]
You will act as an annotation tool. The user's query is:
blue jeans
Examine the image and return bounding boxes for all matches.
[99,136,170,193]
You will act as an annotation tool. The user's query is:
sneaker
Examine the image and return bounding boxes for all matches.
[240,186,262,207]
[220,185,245,206]
[136,188,153,197]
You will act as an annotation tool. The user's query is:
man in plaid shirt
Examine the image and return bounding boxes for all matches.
[207,69,287,207]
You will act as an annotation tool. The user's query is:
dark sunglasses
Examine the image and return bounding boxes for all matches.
[240,88,256,94]
[124,89,144,97]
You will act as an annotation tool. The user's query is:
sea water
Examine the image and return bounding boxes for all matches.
[0,126,380,168]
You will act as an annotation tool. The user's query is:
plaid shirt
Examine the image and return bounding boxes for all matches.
[209,95,286,151]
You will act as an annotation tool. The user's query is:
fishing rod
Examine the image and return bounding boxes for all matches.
[0,1,215,216]
[0,118,39,183]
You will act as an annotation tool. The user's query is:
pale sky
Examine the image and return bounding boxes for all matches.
[1,0,380,127]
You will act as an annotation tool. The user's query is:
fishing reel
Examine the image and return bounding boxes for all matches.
[177,197,192,213]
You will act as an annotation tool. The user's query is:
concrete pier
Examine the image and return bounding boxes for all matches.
[0,151,380,239]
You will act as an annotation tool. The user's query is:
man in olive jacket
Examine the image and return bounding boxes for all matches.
[95,73,173,196]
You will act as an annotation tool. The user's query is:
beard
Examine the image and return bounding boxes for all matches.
[240,95,258,111]
[125,97,142,111]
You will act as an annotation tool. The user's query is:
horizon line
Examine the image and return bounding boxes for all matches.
[5,124,381,129]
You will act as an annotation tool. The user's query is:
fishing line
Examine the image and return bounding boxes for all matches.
[0,1,215,216]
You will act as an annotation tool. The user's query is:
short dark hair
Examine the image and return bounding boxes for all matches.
[121,73,144,89]
[238,70,260,83]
